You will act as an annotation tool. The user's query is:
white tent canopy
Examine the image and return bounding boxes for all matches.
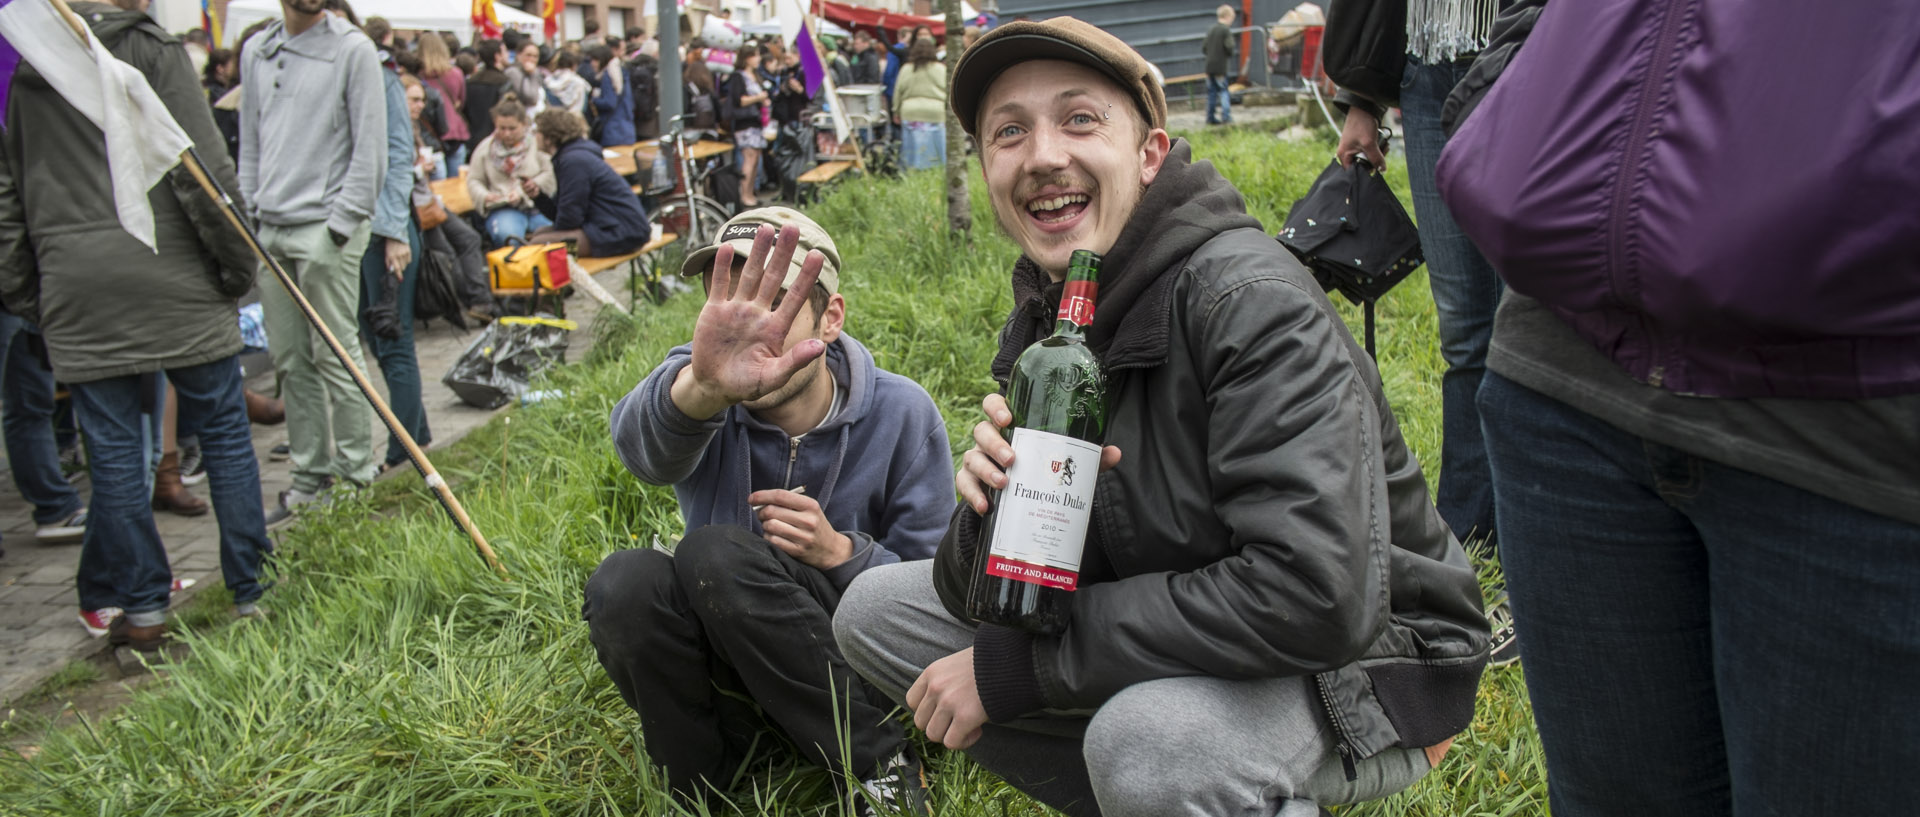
[741,18,851,40]
[223,0,543,48]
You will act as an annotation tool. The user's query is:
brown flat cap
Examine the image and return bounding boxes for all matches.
[950,17,1169,138]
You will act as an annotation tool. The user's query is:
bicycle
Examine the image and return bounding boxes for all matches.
[642,113,732,251]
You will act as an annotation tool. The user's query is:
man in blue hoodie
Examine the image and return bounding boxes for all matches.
[589,207,950,813]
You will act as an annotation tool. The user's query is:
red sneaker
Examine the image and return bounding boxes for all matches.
[78,607,123,638]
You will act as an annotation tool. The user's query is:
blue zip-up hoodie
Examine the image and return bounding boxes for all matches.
[611,334,953,590]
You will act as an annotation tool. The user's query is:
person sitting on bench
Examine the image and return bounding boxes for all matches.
[528,108,649,258]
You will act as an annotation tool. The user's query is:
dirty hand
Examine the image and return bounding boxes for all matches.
[1337,106,1385,169]
[749,488,853,569]
[956,393,1122,515]
[671,224,827,419]
[906,648,986,750]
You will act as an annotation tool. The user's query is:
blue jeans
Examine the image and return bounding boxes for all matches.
[0,313,83,525]
[359,224,431,468]
[901,121,946,170]
[485,208,553,246]
[1401,56,1503,551]
[71,356,272,616]
[1206,74,1232,124]
[444,143,468,179]
[1478,372,1920,816]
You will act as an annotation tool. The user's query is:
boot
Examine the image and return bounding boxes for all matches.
[152,451,209,517]
[246,389,285,425]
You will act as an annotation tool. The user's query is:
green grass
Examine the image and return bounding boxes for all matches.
[0,128,1546,816]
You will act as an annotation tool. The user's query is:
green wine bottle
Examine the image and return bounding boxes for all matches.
[966,250,1107,635]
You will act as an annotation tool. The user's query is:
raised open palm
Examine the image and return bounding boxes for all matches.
[687,223,828,406]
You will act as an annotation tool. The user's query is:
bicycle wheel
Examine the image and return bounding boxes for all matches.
[684,195,732,247]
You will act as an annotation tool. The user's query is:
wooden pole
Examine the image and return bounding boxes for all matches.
[53,0,508,579]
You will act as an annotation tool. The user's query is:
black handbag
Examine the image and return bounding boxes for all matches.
[1321,0,1409,108]
[1277,158,1424,358]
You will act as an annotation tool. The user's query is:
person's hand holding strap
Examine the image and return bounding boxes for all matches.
[1338,106,1386,169]
[669,224,827,420]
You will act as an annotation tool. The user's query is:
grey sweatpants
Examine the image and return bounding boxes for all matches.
[834,561,1432,817]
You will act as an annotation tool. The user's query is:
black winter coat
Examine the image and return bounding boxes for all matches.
[933,143,1489,764]
[465,67,511,152]
[536,139,649,258]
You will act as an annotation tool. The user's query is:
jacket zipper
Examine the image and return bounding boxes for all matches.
[1607,0,1691,389]
[1314,673,1359,782]
[781,437,802,490]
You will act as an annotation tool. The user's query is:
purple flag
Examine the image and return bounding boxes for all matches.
[795,21,824,98]
[0,32,20,127]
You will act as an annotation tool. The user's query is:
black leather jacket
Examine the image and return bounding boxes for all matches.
[933,144,1490,762]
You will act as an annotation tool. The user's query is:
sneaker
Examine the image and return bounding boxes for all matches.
[265,482,327,530]
[856,750,932,816]
[269,442,291,462]
[78,607,123,638]
[179,445,206,486]
[35,509,87,544]
[1487,595,1521,667]
[107,614,168,652]
[234,601,268,620]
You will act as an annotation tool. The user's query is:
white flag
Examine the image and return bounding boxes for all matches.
[0,0,194,252]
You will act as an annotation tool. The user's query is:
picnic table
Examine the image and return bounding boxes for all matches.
[601,139,736,177]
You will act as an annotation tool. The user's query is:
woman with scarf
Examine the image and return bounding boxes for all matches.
[466,95,559,245]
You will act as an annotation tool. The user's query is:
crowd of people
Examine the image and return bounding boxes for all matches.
[0,2,1910,817]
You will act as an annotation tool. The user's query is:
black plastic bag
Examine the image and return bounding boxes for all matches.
[440,315,575,409]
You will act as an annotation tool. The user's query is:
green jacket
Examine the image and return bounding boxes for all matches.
[891,61,947,124]
[0,3,253,383]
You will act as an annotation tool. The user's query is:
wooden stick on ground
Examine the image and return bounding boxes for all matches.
[53,0,508,579]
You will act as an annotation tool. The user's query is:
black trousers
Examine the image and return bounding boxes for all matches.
[582,525,902,797]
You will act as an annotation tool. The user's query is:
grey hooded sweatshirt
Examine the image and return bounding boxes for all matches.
[611,334,953,590]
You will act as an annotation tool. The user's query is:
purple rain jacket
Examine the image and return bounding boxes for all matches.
[1435,0,1920,399]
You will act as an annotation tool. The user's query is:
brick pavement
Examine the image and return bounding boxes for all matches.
[0,267,634,705]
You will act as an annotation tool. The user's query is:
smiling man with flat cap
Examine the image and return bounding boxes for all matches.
[832,18,1490,817]
[586,207,951,813]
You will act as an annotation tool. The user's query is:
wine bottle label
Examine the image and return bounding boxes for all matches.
[1058,280,1097,327]
[985,427,1101,591]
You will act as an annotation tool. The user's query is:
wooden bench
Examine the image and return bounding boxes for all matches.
[796,160,859,204]
[487,235,683,316]
[1163,72,1209,109]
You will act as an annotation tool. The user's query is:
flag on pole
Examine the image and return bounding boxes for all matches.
[541,0,562,42]
[200,0,221,48]
[0,0,192,253]
[781,0,845,139]
[472,0,502,39]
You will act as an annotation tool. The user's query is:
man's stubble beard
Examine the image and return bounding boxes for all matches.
[742,354,824,414]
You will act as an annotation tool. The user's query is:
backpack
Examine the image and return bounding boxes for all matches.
[413,246,470,330]
[628,57,659,126]
[689,81,721,132]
